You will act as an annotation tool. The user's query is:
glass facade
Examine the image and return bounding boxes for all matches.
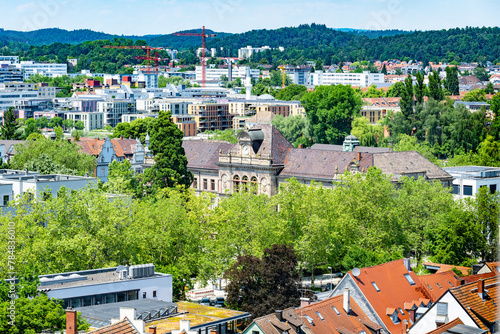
[63,290,139,308]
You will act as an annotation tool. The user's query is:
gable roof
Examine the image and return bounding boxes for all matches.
[419,271,462,301]
[333,259,429,334]
[182,140,233,170]
[280,149,373,179]
[450,276,499,332]
[372,151,452,182]
[88,318,139,334]
[298,294,382,334]
[250,309,301,334]
[75,137,139,158]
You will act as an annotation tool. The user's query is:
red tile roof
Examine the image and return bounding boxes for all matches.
[450,276,499,332]
[299,294,382,334]
[419,271,461,301]
[425,317,463,334]
[75,137,139,158]
[342,259,429,334]
[422,262,470,275]
[89,318,139,334]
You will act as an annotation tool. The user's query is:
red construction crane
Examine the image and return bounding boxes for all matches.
[134,52,170,74]
[102,45,164,74]
[173,26,216,87]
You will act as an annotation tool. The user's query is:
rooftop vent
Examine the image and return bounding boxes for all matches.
[128,263,155,279]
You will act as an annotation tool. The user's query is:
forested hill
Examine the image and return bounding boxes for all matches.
[2,25,500,65]
[0,28,138,46]
[0,27,227,50]
[207,25,500,63]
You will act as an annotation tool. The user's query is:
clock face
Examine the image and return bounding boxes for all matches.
[242,145,250,155]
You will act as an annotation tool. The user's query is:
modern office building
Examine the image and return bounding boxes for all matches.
[38,264,173,309]
[14,61,67,80]
[310,71,385,88]
[194,66,260,82]
[443,166,500,198]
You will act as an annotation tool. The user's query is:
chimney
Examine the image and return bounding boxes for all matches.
[300,297,310,308]
[120,135,124,140]
[408,308,416,323]
[275,310,283,321]
[148,326,157,334]
[66,309,77,334]
[402,319,409,333]
[298,144,304,149]
[357,152,361,161]
[478,279,485,298]
[404,258,411,272]
[343,288,350,313]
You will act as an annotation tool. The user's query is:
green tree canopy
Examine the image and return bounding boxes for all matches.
[301,84,362,144]
[10,137,95,175]
[143,110,192,191]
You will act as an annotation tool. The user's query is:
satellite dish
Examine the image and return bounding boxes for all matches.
[352,268,361,277]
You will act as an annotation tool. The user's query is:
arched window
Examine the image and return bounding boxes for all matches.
[233,175,240,192]
[242,176,249,192]
[250,177,258,194]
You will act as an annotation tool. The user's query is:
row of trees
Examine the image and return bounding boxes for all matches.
[1,170,497,300]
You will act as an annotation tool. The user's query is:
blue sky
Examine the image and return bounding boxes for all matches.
[1,0,499,35]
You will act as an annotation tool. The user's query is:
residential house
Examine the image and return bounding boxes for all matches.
[328,259,433,334]
[76,136,151,182]
[408,276,499,334]
[242,308,307,334]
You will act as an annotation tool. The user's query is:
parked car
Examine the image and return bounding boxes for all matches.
[199,297,211,306]
[215,297,225,307]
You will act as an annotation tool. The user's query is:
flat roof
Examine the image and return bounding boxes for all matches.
[443,166,500,179]
[75,299,176,329]
[148,301,250,334]
[39,265,171,290]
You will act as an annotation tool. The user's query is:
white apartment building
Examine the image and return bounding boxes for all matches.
[14,61,67,80]
[0,64,23,83]
[194,66,260,82]
[97,100,137,127]
[66,112,104,131]
[136,99,192,115]
[0,56,19,64]
[0,90,38,111]
[310,71,385,88]
[0,170,97,203]
[238,46,272,59]
[443,166,500,199]
[136,73,158,89]
[121,113,158,123]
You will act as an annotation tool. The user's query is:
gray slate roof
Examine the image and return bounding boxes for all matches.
[372,151,452,181]
[182,140,233,170]
[311,143,392,154]
[280,149,373,179]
